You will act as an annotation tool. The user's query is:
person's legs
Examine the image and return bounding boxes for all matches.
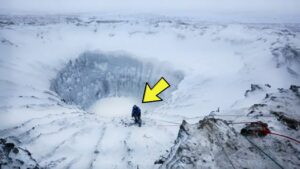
[137,116,141,127]
[134,116,138,124]
[133,116,141,127]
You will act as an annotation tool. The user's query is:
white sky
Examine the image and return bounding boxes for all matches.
[1,0,300,22]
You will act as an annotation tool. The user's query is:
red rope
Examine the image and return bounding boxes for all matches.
[269,132,300,144]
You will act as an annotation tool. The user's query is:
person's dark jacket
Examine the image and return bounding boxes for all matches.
[132,106,141,118]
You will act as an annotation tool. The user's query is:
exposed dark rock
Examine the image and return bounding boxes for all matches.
[271,111,300,130]
[290,85,300,96]
[3,142,15,154]
[154,157,167,164]
[249,104,267,111]
[265,84,271,88]
[271,45,300,76]
[244,84,263,97]
[0,138,41,169]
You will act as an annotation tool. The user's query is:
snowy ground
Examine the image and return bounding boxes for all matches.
[0,14,299,168]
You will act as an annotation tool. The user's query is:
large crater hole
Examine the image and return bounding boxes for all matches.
[51,51,184,116]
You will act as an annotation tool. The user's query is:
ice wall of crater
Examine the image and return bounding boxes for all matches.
[50,51,184,109]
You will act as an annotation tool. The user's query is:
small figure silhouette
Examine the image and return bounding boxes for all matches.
[131,105,141,127]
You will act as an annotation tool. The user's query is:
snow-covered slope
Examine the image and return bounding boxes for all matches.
[0,15,299,168]
[157,85,300,169]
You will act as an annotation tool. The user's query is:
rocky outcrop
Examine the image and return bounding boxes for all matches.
[272,45,300,76]
[244,84,271,97]
[0,138,40,169]
[158,86,300,169]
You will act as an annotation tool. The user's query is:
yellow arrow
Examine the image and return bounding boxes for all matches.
[142,77,170,103]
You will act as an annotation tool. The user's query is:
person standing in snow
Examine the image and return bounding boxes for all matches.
[131,105,141,127]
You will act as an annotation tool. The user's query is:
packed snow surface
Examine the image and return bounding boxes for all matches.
[88,97,137,117]
[0,14,299,168]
